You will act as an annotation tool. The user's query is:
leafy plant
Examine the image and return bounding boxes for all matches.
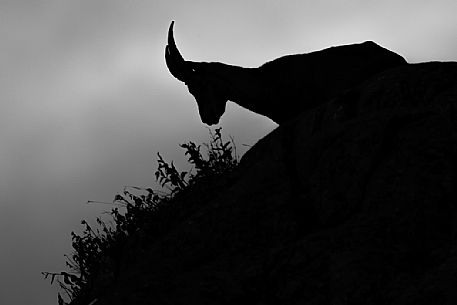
[181,127,238,181]
[43,128,239,304]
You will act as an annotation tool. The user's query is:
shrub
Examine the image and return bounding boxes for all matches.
[43,128,238,304]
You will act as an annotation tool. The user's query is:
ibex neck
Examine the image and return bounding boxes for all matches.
[214,63,267,116]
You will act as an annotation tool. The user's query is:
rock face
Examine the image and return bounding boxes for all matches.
[96,62,457,305]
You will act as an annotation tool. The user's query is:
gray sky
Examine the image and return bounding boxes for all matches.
[1,1,456,304]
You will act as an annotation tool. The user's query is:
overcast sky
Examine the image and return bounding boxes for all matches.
[1,1,456,304]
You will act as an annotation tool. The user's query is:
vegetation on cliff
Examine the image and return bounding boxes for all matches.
[43,128,239,305]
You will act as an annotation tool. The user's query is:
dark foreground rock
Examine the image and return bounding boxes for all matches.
[94,62,457,305]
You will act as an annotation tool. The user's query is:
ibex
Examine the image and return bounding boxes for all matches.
[165,21,407,125]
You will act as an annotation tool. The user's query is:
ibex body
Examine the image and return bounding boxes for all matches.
[166,21,407,125]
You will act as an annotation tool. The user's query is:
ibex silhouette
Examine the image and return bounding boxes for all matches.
[166,21,407,125]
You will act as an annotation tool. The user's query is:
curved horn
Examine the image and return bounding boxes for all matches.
[165,21,191,82]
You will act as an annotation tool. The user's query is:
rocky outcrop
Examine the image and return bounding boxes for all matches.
[95,62,457,304]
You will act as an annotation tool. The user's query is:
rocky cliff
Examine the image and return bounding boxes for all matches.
[91,62,457,304]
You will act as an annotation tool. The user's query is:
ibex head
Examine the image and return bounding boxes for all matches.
[165,21,228,125]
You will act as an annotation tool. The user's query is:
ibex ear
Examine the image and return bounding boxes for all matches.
[200,63,231,96]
